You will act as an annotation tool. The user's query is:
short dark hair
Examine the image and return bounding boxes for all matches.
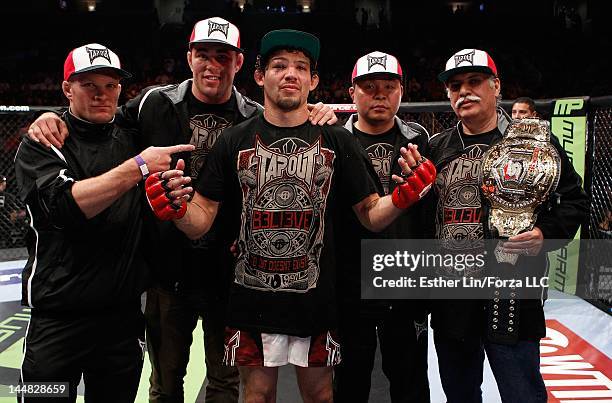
[513,97,536,112]
[255,47,318,77]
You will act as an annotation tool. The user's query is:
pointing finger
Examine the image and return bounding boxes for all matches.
[166,144,196,154]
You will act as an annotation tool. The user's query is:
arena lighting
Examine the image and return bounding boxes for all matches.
[449,1,470,13]
[298,0,312,13]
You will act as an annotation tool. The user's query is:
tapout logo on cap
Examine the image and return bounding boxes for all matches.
[454,50,475,67]
[208,20,229,38]
[367,54,387,71]
[85,47,111,64]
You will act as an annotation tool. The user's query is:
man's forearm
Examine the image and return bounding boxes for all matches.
[354,194,404,232]
[71,158,142,219]
[173,196,218,240]
[353,148,436,232]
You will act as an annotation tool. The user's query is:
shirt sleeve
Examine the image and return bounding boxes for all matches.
[14,138,87,229]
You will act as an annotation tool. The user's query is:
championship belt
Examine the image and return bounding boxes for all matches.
[480,118,561,263]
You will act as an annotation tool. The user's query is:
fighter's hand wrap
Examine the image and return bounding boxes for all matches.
[145,173,187,220]
[392,158,436,209]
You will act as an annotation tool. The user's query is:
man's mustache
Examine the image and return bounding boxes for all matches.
[455,95,482,109]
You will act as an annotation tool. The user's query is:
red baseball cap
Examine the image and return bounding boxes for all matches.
[63,43,131,81]
[352,51,403,83]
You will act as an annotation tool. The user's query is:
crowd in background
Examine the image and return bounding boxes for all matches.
[1,0,611,108]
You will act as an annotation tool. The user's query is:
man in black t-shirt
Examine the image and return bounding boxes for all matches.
[334,51,431,403]
[427,49,588,403]
[146,30,436,402]
[26,18,338,403]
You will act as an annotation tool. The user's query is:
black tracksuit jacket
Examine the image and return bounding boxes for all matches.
[14,112,148,313]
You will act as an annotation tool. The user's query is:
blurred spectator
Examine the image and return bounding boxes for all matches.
[1,5,611,106]
[360,8,369,28]
[406,77,423,101]
[0,175,28,248]
[512,97,538,119]
[600,209,612,234]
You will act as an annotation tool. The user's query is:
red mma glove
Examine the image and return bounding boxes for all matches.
[145,173,187,220]
[392,158,436,209]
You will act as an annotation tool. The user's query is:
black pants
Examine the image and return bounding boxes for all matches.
[334,304,430,403]
[20,307,145,403]
[145,286,239,403]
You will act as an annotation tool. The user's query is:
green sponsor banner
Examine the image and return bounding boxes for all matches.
[548,98,587,295]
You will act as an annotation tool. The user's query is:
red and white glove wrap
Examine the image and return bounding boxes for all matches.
[145,173,187,221]
[391,158,437,209]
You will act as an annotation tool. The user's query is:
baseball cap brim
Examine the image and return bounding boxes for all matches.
[68,65,132,80]
[438,65,495,83]
[260,30,320,63]
[189,39,243,53]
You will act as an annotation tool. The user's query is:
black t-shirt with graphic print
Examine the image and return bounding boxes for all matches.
[434,126,501,264]
[431,127,506,339]
[181,90,243,292]
[187,90,240,182]
[196,114,378,336]
[353,125,396,195]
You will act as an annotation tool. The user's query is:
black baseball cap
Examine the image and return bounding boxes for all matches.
[259,29,320,65]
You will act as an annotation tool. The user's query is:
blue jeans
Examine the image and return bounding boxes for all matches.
[434,333,546,403]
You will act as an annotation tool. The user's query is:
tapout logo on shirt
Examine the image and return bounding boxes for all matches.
[255,137,320,192]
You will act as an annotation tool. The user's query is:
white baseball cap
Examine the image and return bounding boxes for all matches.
[351,51,403,83]
[189,17,242,52]
[63,43,131,81]
[438,48,497,82]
